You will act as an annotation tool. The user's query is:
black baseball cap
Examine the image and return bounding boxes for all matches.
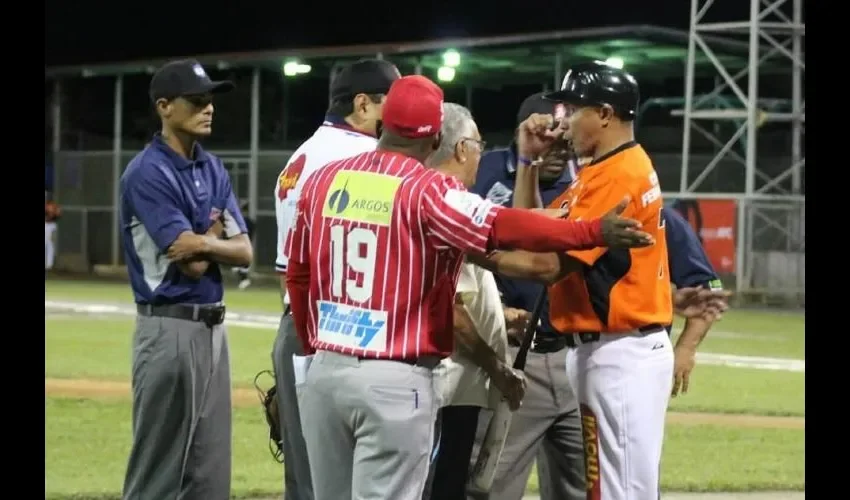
[149,59,235,102]
[329,59,401,102]
[516,92,565,124]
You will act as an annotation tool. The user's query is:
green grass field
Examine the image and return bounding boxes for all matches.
[45,279,806,360]
[45,279,806,498]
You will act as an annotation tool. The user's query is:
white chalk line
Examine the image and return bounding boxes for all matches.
[45,300,805,373]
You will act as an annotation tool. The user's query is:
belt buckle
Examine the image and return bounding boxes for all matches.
[204,306,226,327]
[574,332,598,345]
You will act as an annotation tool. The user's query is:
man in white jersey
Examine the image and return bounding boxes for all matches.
[270,58,400,500]
[421,103,528,500]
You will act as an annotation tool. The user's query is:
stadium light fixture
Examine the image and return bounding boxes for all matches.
[442,50,461,68]
[603,57,624,69]
[437,66,456,82]
[283,61,312,77]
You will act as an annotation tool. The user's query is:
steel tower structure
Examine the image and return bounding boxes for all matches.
[678,0,804,295]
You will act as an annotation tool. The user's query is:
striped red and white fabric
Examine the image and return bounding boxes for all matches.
[286,149,502,360]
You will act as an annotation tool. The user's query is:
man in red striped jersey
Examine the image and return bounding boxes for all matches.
[270,59,399,500]
[285,75,653,500]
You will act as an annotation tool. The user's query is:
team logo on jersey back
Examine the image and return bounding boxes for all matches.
[316,301,388,352]
[322,171,401,226]
[277,154,307,201]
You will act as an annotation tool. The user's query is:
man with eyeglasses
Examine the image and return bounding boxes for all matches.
[119,59,253,500]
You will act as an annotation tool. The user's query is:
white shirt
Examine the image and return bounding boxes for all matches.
[45,221,57,241]
[274,122,378,275]
[440,262,511,409]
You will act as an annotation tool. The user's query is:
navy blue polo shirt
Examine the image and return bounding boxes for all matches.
[119,134,248,305]
[471,145,720,340]
[472,145,572,341]
[662,206,721,289]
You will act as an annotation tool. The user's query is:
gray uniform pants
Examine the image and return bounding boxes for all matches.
[122,314,232,500]
[470,346,585,500]
[300,350,442,500]
[271,313,314,500]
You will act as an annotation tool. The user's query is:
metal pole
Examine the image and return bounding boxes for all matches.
[82,207,89,268]
[465,86,473,112]
[376,52,384,60]
[735,199,748,294]
[281,78,289,145]
[790,0,803,194]
[745,201,756,294]
[52,80,62,155]
[51,80,62,200]
[680,0,700,192]
[553,52,563,91]
[744,0,760,195]
[249,68,260,222]
[414,60,423,76]
[712,76,721,156]
[111,75,124,266]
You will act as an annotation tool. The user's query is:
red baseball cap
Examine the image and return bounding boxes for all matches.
[382,75,444,139]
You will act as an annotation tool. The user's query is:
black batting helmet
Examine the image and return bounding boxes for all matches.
[544,61,640,121]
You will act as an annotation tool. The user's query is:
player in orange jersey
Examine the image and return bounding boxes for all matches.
[532,62,672,500]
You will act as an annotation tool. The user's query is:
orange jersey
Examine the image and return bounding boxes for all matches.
[547,142,672,333]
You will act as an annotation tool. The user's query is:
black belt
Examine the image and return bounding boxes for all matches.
[137,304,226,327]
[508,331,573,353]
[571,324,665,345]
[531,335,571,354]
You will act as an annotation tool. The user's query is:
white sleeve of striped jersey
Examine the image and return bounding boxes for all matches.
[274,172,295,273]
[284,200,309,267]
[421,176,502,255]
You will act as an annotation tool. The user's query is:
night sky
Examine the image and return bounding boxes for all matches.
[45,0,783,151]
[46,1,755,66]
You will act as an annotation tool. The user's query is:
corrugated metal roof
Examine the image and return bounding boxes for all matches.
[44,25,756,79]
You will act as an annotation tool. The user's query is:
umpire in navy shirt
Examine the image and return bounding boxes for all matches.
[470,93,585,500]
[119,59,253,500]
[468,93,725,499]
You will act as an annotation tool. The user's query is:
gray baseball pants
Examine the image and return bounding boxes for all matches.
[271,313,314,500]
[299,350,442,500]
[469,345,585,500]
[122,314,232,500]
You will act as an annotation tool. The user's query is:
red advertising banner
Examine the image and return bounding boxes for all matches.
[669,199,737,275]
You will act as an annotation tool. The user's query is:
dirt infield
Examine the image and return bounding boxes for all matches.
[45,378,805,430]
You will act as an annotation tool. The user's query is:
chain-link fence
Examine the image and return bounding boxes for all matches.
[739,198,805,302]
[50,149,805,303]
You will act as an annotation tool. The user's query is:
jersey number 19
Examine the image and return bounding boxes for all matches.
[330,224,378,303]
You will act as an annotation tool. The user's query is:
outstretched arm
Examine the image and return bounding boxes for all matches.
[467,250,583,284]
[421,176,652,258]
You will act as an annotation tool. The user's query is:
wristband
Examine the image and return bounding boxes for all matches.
[517,155,534,166]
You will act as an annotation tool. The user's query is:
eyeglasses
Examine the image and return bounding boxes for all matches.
[462,138,487,151]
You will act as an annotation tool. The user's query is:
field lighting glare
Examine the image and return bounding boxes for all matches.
[442,49,461,67]
[283,61,312,77]
[437,66,456,82]
[603,57,624,69]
